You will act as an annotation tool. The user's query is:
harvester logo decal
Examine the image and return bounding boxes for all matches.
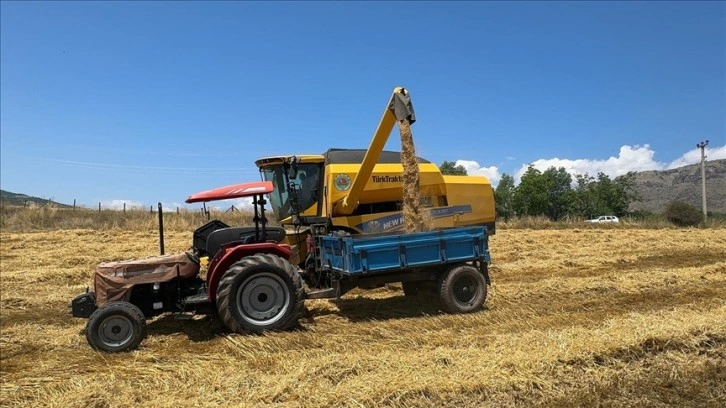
[367,220,382,233]
[334,174,352,191]
[372,175,404,183]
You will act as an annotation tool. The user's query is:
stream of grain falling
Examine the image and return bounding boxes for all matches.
[399,119,432,233]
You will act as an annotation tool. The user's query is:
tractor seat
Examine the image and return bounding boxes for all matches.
[205,226,286,258]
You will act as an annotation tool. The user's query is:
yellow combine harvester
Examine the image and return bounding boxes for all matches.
[254,87,496,237]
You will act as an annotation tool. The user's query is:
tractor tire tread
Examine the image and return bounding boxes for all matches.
[216,253,304,334]
[85,301,146,353]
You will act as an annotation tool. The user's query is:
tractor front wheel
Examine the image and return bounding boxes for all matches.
[216,253,304,334]
[85,301,146,352]
[438,264,488,314]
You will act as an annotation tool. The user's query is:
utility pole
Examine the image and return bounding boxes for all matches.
[696,140,709,221]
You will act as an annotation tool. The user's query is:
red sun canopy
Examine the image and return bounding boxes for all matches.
[185,181,273,204]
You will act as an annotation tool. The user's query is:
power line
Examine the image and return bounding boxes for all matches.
[25,157,260,175]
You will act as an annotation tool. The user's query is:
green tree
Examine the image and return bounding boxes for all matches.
[610,171,639,216]
[439,161,468,175]
[542,167,573,221]
[512,165,548,217]
[512,165,573,220]
[571,173,607,218]
[494,173,515,220]
[571,171,639,218]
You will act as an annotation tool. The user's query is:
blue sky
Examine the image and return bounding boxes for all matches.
[1,1,724,210]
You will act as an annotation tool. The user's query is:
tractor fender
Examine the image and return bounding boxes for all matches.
[206,243,292,303]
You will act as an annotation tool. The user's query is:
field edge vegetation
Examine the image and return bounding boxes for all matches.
[1,204,725,233]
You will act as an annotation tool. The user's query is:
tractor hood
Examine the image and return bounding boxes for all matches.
[185,181,273,203]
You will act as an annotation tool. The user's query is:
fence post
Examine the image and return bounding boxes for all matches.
[73,199,76,211]
[123,203,126,212]
[150,205,153,214]
[98,202,101,213]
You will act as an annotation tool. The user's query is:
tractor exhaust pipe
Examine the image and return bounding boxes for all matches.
[158,202,165,255]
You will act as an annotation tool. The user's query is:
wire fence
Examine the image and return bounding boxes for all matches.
[14,198,248,215]
[1,200,262,232]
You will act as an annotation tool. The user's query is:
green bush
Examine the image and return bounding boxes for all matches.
[664,201,704,227]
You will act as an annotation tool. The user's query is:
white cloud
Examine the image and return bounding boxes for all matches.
[667,144,726,169]
[207,197,255,212]
[100,199,145,211]
[156,202,191,213]
[230,197,255,210]
[455,160,502,186]
[457,143,725,187]
[515,144,665,182]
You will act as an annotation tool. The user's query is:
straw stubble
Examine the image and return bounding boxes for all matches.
[2,227,724,407]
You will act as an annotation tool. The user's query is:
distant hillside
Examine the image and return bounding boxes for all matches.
[0,190,73,208]
[629,159,726,214]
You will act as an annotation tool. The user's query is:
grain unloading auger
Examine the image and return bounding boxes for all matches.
[69,87,495,353]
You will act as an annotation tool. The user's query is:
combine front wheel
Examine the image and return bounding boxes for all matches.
[216,254,304,334]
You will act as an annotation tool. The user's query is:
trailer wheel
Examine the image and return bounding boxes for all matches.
[85,301,146,352]
[216,253,304,334]
[438,265,487,314]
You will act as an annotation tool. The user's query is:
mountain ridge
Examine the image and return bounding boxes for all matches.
[0,190,73,208]
[628,158,725,214]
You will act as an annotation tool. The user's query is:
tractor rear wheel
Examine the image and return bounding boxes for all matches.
[85,301,146,352]
[438,264,488,314]
[216,253,304,334]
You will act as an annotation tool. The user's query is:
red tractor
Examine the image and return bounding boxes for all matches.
[71,181,307,352]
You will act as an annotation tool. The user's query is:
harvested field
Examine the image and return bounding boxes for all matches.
[1,227,725,407]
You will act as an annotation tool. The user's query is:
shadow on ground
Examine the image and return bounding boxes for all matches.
[142,292,450,343]
[145,314,225,342]
[305,293,446,323]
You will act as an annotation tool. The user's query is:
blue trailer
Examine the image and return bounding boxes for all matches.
[309,225,492,314]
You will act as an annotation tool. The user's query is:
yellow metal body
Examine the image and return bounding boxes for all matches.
[254,155,496,234]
